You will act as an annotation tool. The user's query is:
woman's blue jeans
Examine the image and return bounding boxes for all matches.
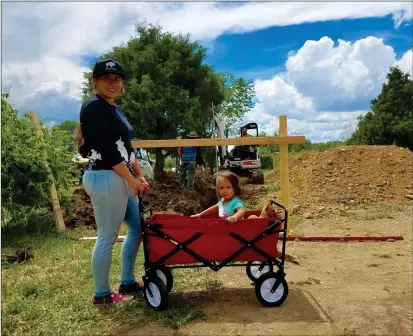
[83,170,142,297]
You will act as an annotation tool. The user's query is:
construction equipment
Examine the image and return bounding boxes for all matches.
[213,111,264,184]
[224,123,264,184]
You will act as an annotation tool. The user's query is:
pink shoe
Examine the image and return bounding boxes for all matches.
[118,281,144,294]
[93,292,133,305]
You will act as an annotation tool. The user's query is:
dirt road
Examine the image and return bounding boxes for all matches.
[126,204,412,336]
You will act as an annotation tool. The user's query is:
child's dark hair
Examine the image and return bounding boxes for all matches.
[215,171,242,197]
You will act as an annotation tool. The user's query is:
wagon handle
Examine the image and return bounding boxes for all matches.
[138,194,152,217]
[270,199,287,213]
[270,199,288,234]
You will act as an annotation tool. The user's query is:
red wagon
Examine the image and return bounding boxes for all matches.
[139,199,289,310]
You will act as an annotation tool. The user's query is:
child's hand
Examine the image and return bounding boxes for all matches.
[191,214,201,219]
[227,216,238,224]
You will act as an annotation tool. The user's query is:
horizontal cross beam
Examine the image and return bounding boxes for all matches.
[132,135,306,148]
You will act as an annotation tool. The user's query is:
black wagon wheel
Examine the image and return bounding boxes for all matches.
[255,272,288,307]
[246,261,273,282]
[144,276,168,310]
[155,266,174,293]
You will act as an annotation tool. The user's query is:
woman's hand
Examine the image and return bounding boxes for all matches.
[127,177,146,196]
[138,176,150,193]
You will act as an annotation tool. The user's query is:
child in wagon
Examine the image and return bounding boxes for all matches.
[191,171,246,223]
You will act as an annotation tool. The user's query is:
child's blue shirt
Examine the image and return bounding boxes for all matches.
[218,196,245,218]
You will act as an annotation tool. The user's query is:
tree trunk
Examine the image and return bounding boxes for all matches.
[154,148,165,180]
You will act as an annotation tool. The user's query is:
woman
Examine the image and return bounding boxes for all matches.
[75,59,149,305]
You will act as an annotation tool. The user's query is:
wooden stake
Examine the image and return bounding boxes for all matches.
[279,115,290,232]
[30,112,65,231]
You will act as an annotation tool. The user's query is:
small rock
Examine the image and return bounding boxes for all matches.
[304,213,314,219]
[405,194,413,200]
[290,205,301,214]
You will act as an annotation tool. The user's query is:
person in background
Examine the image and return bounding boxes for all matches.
[75,59,149,305]
[178,131,200,188]
[241,127,252,137]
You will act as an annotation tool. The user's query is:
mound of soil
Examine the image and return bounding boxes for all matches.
[144,171,218,216]
[65,188,96,229]
[268,145,413,211]
[64,171,220,229]
[64,145,412,228]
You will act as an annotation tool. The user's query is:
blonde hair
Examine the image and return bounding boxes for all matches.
[75,122,86,157]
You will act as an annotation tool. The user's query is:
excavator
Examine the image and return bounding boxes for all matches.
[214,112,264,184]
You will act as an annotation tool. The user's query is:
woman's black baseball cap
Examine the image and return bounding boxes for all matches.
[92,59,126,79]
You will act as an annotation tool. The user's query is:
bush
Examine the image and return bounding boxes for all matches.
[260,155,274,170]
[164,156,174,170]
[1,92,75,236]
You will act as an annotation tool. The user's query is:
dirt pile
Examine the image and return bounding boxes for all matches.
[65,188,96,229]
[64,171,219,228]
[144,171,218,216]
[269,145,413,211]
[65,145,412,228]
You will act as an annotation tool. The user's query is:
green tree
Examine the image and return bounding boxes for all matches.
[53,120,79,153]
[82,23,225,179]
[348,66,413,150]
[258,131,280,155]
[56,120,78,134]
[215,73,255,129]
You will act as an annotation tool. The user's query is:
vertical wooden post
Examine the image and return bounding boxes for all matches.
[272,154,276,172]
[279,115,291,232]
[30,112,65,231]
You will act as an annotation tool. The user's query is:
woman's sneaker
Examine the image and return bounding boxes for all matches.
[118,281,144,295]
[93,292,133,305]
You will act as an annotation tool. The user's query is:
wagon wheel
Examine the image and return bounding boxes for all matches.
[144,276,168,310]
[255,272,288,307]
[155,266,174,293]
[246,261,273,282]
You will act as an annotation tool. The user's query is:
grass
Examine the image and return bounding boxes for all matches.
[1,229,213,336]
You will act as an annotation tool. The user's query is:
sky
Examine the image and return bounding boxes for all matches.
[2,1,412,142]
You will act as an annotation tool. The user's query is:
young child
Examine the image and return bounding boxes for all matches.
[191,171,246,223]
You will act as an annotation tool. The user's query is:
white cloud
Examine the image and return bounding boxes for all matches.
[1,2,412,136]
[252,77,314,120]
[247,36,410,142]
[2,56,88,110]
[253,112,366,142]
[285,36,397,110]
[395,49,413,76]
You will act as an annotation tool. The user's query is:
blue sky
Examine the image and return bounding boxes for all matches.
[205,15,412,80]
[2,2,412,142]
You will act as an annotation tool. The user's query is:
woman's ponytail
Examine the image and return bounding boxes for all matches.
[75,122,87,158]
